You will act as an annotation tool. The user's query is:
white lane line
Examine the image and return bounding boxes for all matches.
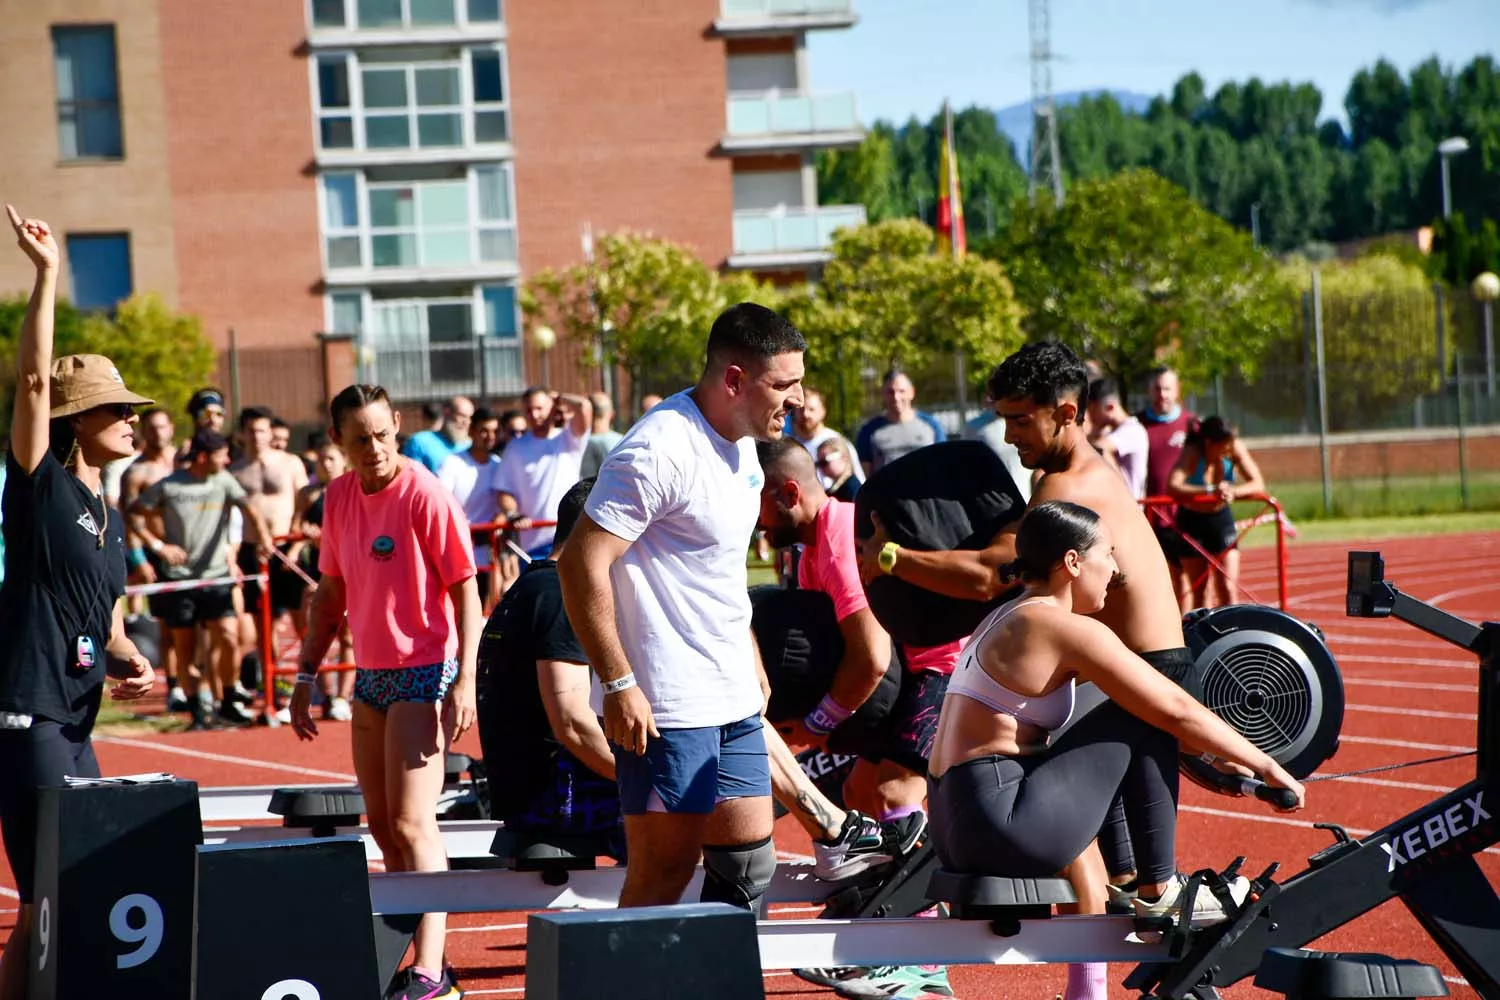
[452,922,526,934]
[1338,735,1474,753]
[1180,804,1500,859]
[1342,678,1474,693]
[0,887,17,900]
[1308,775,1457,794]
[1333,655,1476,670]
[1347,704,1475,720]
[96,736,358,781]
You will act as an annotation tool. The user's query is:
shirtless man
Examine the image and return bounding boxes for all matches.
[857,340,1205,901]
[120,409,189,706]
[230,406,309,688]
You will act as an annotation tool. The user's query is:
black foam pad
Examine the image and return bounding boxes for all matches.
[749,586,900,735]
[854,439,1028,646]
[1253,948,1448,998]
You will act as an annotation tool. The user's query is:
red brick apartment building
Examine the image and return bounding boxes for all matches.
[0,0,864,424]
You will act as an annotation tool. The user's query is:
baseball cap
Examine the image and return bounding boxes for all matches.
[50,354,154,418]
[188,429,230,457]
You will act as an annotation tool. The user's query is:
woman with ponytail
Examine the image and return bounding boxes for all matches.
[0,205,156,999]
[927,500,1302,1000]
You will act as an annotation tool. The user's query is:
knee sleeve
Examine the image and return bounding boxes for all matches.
[700,836,777,918]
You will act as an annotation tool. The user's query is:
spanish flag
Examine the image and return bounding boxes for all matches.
[936,101,967,259]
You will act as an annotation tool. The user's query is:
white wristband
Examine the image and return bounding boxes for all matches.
[601,674,637,695]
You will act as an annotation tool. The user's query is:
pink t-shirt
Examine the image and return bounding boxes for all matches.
[319,460,476,669]
[797,498,866,622]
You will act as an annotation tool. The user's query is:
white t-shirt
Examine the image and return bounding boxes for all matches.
[1107,416,1150,501]
[438,449,503,567]
[585,390,764,729]
[494,426,589,555]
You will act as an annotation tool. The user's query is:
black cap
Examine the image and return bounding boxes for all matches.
[189,429,229,457]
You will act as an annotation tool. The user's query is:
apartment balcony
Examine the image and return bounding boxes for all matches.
[722,91,863,155]
[727,204,866,270]
[713,0,857,36]
[357,336,524,401]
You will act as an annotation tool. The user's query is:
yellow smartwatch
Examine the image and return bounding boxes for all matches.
[877,541,900,575]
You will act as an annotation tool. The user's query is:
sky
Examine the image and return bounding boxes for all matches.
[808,0,1500,126]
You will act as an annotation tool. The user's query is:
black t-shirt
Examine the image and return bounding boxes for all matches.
[476,560,591,817]
[0,449,126,726]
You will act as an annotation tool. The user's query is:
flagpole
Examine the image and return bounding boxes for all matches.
[943,98,969,428]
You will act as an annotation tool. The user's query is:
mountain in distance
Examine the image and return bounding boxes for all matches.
[991,89,1154,158]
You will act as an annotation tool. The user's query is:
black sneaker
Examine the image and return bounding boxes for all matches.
[879,810,929,862]
[217,700,255,726]
[187,703,225,731]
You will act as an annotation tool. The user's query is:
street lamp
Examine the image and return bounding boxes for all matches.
[1438,136,1470,219]
[533,324,557,387]
[1473,271,1499,398]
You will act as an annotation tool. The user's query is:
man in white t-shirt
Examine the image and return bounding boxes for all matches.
[1087,377,1150,500]
[494,386,592,560]
[438,407,504,604]
[558,302,806,912]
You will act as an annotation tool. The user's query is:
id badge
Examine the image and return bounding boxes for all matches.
[75,635,97,672]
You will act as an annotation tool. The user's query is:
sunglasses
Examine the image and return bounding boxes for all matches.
[92,402,137,421]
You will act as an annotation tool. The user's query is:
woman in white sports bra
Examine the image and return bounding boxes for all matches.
[926,501,1304,1000]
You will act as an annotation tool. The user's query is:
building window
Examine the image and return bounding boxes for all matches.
[309,0,501,30]
[66,234,132,311]
[314,48,509,151]
[320,165,517,272]
[52,26,123,161]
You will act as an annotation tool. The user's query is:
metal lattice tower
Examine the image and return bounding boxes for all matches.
[1028,0,1064,207]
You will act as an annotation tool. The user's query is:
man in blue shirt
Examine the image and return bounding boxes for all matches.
[400,395,474,474]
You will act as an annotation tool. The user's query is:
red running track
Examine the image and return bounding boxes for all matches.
[1,531,1497,999]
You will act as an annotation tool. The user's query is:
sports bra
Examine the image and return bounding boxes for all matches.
[947,597,1076,731]
[1187,454,1234,488]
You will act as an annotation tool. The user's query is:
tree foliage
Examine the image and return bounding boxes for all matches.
[0,293,215,438]
[785,219,1025,431]
[991,169,1285,394]
[1235,254,1449,432]
[820,57,1500,256]
[520,231,776,412]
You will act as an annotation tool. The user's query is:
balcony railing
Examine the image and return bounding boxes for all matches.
[718,0,856,24]
[358,338,523,401]
[726,91,859,137]
[732,204,866,258]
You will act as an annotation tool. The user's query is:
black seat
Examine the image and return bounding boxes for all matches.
[1254,948,1448,999]
[268,788,365,834]
[490,828,616,885]
[925,869,1076,925]
[445,752,473,785]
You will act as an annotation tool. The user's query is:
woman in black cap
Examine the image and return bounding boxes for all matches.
[0,205,156,999]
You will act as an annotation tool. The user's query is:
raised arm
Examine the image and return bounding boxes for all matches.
[555,392,593,440]
[556,514,656,754]
[7,205,61,474]
[857,517,1019,601]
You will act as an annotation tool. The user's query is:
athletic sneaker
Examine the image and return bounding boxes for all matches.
[1106,880,1138,914]
[794,966,870,989]
[815,811,891,881]
[880,810,929,863]
[831,963,955,999]
[1132,873,1251,928]
[326,696,353,722]
[167,685,190,712]
[385,966,461,1000]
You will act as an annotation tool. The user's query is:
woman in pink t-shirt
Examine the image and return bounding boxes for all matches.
[289,384,480,1000]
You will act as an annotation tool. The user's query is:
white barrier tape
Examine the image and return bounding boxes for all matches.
[126,574,267,598]
[268,544,320,590]
[1235,508,1300,539]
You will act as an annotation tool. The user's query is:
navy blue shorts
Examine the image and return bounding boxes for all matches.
[613,714,770,816]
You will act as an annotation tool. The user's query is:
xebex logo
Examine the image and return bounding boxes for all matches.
[1382,791,1490,872]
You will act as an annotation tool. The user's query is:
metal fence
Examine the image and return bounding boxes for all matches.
[356,340,525,405]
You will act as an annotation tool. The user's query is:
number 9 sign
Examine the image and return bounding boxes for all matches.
[110,894,164,970]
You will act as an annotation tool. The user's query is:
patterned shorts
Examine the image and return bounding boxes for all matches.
[353,659,459,712]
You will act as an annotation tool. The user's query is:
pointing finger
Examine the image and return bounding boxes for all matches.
[4,204,21,230]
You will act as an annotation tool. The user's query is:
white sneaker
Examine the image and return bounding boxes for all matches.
[274,706,292,725]
[328,697,352,722]
[1132,873,1250,928]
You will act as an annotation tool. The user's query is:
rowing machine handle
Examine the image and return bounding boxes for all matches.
[1231,777,1300,810]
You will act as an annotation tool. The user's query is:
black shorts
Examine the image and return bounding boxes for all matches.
[237,543,306,617]
[1153,522,1189,562]
[0,719,101,902]
[1140,646,1200,701]
[150,583,237,630]
[836,668,949,776]
[1174,506,1238,556]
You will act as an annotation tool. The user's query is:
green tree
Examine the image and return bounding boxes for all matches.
[1238,254,1448,432]
[786,219,1025,432]
[817,126,902,222]
[991,169,1284,395]
[520,231,775,414]
[0,293,214,438]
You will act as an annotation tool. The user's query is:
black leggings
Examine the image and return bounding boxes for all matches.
[0,720,101,902]
[927,700,1178,883]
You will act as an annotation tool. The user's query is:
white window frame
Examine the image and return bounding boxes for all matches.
[311,45,509,153]
[308,0,504,31]
[325,283,520,341]
[316,164,517,273]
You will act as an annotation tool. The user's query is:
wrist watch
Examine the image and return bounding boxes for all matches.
[877,541,900,575]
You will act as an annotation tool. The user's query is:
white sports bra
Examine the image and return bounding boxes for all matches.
[947,598,1076,731]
